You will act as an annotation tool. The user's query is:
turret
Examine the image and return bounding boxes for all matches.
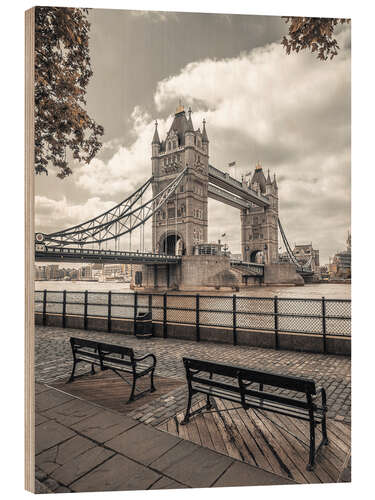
[152,120,161,155]
[266,169,272,195]
[184,106,195,148]
[273,173,278,192]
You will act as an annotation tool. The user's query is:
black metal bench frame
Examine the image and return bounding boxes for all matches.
[68,337,156,403]
[181,357,328,470]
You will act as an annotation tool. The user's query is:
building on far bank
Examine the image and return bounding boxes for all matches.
[328,231,351,279]
[293,243,320,272]
[278,243,320,274]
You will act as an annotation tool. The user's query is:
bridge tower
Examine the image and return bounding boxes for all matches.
[151,104,209,256]
[240,163,279,264]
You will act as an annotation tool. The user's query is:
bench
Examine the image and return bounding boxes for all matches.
[68,337,157,403]
[181,357,328,470]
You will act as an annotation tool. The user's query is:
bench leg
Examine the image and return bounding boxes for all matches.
[322,415,329,445]
[306,418,316,471]
[91,364,95,375]
[67,361,77,383]
[180,390,192,425]
[206,394,212,410]
[150,369,156,393]
[128,377,137,403]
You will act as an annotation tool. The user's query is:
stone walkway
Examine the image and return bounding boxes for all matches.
[35,384,295,493]
[35,326,351,425]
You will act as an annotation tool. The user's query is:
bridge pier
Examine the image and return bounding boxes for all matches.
[263,263,304,286]
[133,257,304,291]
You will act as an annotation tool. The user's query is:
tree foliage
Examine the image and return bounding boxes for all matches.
[35,7,104,178]
[282,17,350,61]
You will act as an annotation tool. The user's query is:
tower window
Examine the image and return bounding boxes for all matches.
[173,141,177,149]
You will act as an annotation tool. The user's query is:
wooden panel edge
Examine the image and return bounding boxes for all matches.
[25,6,35,494]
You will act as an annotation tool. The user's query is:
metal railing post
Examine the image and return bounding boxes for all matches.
[163,292,168,338]
[133,291,138,335]
[42,289,47,326]
[196,294,200,342]
[62,290,66,328]
[322,296,327,354]
[84,290,88,330]
[233,294,237,346]
[274,295,279,350]
[148,294,154,336]
[108,290,112,333]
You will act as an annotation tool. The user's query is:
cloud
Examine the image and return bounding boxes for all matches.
[35,196,117,234]
[40,26,350,262]
[152,27,351,262]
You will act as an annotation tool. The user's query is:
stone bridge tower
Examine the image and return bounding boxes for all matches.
[240,163,279,264]
[151,104,209,256]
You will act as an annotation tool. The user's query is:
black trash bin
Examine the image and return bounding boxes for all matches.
[135,311,153,338]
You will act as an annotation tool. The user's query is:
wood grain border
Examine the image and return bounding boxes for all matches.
[25,7,35,493]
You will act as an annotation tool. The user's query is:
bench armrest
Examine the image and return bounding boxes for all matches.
[315,386,328,410]
[134,353,156,366]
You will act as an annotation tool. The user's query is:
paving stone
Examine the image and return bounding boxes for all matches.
[43,398,103,426]
[70,409,138,443]
[106,423,181,465]
[36,388,74,413]
[35,383,51,394]
[35,412,50,426]
[35,420,76,455]
[213,460,296,488]
[36,434,96,474]
[70,454,160,492]
[149,476,187,490]
[43,477,60,491]
[35,467,48,482]
[35,479,52,493]
[51,445,114,486]
[55,485,71,493]
[151,440,233,488]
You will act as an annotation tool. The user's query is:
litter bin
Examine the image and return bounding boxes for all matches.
[135,311,153,338]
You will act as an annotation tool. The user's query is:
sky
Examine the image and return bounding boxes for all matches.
[35,9,351,264]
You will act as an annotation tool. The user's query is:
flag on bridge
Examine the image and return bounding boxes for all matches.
[228,161,236,167]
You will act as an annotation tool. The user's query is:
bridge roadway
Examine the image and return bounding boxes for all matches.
[208,165,270,208]
[35,246,181,265]
[35,246,265,277]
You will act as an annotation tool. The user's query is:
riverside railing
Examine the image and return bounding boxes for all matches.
[35,290,351,354]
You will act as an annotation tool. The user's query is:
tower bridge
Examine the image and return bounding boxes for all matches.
[35,104,310,289]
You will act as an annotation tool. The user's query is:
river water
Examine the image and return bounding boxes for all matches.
[35,281,350,300]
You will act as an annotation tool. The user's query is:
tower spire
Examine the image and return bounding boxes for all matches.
[202,118,209,143]
[266,169,272,185]
[186,106,194,132]
[152,120,160,145]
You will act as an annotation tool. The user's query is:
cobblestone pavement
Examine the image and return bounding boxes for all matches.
[35,326,351,425]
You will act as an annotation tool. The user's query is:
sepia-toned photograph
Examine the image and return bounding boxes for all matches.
[25,5,351,494]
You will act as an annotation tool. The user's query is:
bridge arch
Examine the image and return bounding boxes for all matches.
[158,231,185,256]
[250,249,264,264]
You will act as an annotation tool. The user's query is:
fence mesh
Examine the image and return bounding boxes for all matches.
[87,304,107,317]
[326,300,351,319]
[237,296,274,314]
[87,293,108,305]
[237,312,274,331]
[278,298,322,316]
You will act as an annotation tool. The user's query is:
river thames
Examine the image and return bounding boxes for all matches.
[35,281,350,299]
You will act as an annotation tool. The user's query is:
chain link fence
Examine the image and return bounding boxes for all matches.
[35,290,351,352]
